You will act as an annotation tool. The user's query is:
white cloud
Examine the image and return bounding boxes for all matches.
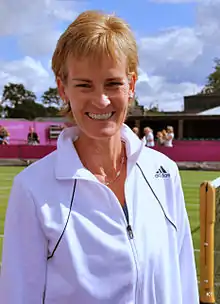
[136,26,204,109]
[0,0,80,36]
[0,57,54,95]
[0,0,81,57]
[136,71,202,111]
[135,0,220,110]
[0,0,82,96]
[197,1,220,41]
[0,0,50,36]
[0,0,220,111]
[139,27,203,74]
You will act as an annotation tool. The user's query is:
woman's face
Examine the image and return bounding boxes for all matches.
[57,55,135,140]
[157,132,162,138]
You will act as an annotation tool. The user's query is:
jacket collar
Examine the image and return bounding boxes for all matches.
[55,124,144,180]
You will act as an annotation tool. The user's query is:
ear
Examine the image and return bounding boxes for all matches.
[128,73,136,104]
[57,77,67,103]
[129,73,136,94]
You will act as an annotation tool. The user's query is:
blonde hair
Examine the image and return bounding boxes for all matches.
[144,127,153,133]
[52,10,139,119]
[162,129,167,136]
[167,126,174,133]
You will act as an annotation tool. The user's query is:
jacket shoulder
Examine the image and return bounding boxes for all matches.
[14,150,57,188]
[138,146,178,178]
[137,147,185,232]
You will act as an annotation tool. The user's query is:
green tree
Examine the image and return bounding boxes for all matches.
[134,95,139,106]
[145,102,160,113]
[201,58,220,94]
[1,83,61,119]
[5,99,47,120]
[45,106,60,117]
[0,103,3,117]
[2,83,36,107]
[41,87,62,107]
[5,101,60,120]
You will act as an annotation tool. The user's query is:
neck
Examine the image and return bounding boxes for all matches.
[74,131,124,178]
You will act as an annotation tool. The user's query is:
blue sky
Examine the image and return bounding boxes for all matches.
[0,0,197,59]
[86,1,196,33]
[0,0,219,111]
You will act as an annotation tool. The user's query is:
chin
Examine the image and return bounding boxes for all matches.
[82,123,121,140]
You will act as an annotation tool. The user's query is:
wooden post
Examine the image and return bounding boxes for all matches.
[178,119,184,139]
[200,182,215,304]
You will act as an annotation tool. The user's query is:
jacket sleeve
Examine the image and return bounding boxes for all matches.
[174,169,200,304]
[0,176,48,304]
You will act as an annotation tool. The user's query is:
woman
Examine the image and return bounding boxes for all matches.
[156,131,165,146]
[142,126,155,147]
[27,126,40,145]
[0,10,199,304]
[164,125,174,147]
[132,126,140,138]
[0,126,10,145]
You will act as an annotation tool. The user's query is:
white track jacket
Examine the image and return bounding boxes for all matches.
[0,124,199,304]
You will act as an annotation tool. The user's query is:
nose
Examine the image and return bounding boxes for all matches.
[91,94,111,108]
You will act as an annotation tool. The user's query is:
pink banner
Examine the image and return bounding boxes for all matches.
[1,143,220,162]
[155,145,220,162]
[0,119,65,145]
[1,119,220,162]
[0,145,56,159]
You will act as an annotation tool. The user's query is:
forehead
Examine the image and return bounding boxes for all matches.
[66,55,127,79]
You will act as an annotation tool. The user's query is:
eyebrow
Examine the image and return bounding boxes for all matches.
[71,78,91,82]
[106,77,124,81]
[71,77,124,82]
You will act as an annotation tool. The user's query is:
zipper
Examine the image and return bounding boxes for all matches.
[102,182,140,303]
[127,224,134,239]
[122,204,134,239]
[123,202,139,304]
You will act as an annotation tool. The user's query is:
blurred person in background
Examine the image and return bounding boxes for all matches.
[0,126,10,145]
[164,126,174,147]
[0,125,4,145]
[162,129,167,138]
[142,126,155,147]
[27,126,40,145]
[132,126,140,138]
[0,10,199,304]
[156,131,164,146]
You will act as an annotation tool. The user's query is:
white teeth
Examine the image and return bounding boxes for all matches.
[88,112,112,120]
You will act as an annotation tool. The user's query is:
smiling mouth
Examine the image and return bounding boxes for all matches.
[86,112,115,120]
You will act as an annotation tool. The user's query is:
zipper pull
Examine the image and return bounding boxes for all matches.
[127,224,134,239]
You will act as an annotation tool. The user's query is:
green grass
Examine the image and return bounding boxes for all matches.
[0,167,220,281]
[0,167,25,258]
[179,170,220,281]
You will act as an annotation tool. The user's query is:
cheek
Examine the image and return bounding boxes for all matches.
[112,94,129,108]
[70,101,85,115]
[67,90,84,110]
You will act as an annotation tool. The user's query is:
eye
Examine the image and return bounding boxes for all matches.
[75,84,91,88]
[106,82,124,87]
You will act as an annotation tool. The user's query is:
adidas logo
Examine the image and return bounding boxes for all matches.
[155,166,170,178]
